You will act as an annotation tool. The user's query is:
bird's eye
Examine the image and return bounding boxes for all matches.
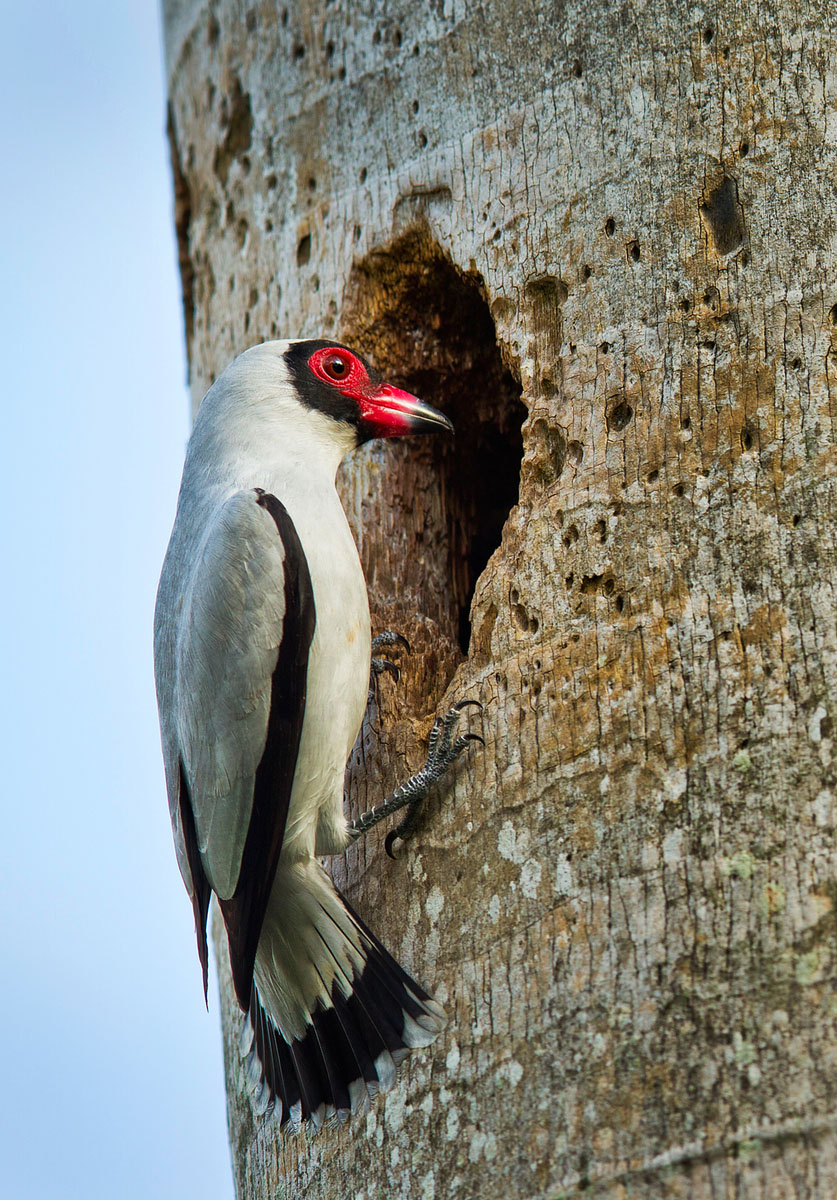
[308,345,367,391]
[323,355,348,379]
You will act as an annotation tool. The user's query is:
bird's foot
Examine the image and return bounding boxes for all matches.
[367,632,411,708]
[349,700,484,857]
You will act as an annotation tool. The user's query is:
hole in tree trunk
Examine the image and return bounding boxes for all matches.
[343,227,525,655]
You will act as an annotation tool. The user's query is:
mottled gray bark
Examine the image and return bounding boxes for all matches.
[163,1,837,1196]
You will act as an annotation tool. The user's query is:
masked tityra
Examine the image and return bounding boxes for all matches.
[154,339,480,1131]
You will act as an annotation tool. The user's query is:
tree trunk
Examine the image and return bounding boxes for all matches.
[162,1,837,1196]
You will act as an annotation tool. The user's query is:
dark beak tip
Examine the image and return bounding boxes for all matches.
[411,408,454,436]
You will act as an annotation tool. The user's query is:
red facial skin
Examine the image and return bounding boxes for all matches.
[307,346,453,438]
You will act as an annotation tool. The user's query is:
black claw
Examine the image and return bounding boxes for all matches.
[384,831,399,859]
[372,631,412,655]
[452,698,483,712]
[446,733,481,760]
[375,658,401,683]
[462,732,485,747]
[368,651,405,710]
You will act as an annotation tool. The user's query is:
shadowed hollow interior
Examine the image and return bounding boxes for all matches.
[343,230,525,654]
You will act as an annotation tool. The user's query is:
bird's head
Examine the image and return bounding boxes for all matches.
[282,339,453,444]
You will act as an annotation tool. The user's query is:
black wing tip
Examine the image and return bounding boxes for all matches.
[177,761,212,1000]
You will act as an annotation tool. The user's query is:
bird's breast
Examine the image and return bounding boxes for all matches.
[274,484,371,857]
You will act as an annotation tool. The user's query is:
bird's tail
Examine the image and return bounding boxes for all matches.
[238,860,446,1130]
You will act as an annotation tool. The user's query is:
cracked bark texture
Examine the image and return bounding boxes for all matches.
[162,1,837,1197]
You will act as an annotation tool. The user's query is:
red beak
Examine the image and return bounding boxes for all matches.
[358,383,454,439]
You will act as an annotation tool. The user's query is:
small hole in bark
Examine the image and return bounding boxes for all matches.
[580,574,604,595]
[673,482,685,497]
[791,357,802,369]
[572,58,582,77]
[829,304,837,326]
[567,440,583,465]
[373,28,381,44]
[615,595,625,612]
[344,232,525,655]
[412,99,419,114]
[297,234,311,266]
[394,28,402,47]
[599,341,610,354]
[213,76,253,187]
[512,604,529,631]
[293,42,305,60]
[525,275,569,304]
[699,175,746,256]
[594,518,607,542]
[582,264,592,280]
[626,240,641,262]
[647,469,659,484]
[359,166,368,183]
[740,426,754,451]
[681,415,691,429]
[792,513,801,526]
[680,298,691,313]
[607,401,633,432]
[605,217,616,236]
[418,131,428,148]
[739,139,750,156]
[703,25,714,43]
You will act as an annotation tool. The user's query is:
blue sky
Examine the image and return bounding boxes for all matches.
[0,3,232,1196]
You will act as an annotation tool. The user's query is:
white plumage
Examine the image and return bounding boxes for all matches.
[155,339,453,1128]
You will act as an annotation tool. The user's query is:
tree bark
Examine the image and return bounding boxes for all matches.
[162,1,837,1196]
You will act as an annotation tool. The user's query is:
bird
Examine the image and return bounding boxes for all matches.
[154,338,481,1131]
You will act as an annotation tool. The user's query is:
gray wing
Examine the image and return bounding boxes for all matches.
[162,487,316,1005]
[176,489,287,897]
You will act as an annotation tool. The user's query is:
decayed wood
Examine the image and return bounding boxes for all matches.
[163,1,837,1196]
